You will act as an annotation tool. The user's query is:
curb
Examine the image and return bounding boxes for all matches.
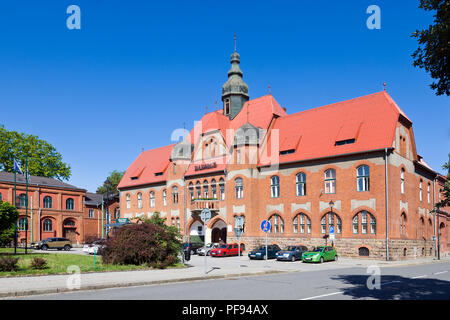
[0,269,290,299]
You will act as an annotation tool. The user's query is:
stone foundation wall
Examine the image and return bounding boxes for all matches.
[228,236,441,260]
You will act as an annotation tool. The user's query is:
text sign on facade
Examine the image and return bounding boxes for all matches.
[195,162,217,171]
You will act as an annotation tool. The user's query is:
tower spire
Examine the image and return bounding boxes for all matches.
[234,33,237,52]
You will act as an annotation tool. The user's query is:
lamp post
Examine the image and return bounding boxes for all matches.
[105,178,112,239]
[329,200,334,247]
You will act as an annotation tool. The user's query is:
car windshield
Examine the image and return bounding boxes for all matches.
[256,246,266,250]
[220,245,228,249]
[312,247,324,252]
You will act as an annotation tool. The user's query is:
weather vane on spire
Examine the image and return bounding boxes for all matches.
[234,33,237,52]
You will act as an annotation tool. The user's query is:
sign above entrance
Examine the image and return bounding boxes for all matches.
[201,208,211,223]
[195,162,217,171]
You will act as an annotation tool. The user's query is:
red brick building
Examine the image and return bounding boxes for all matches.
[0,172,119,245]
[117,49,448,259]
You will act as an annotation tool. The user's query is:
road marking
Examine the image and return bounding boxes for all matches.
[434,271,448,275]
[412,275,427,279]
[300,291,342,300]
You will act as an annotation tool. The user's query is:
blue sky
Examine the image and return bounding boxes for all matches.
[1,0,448,192]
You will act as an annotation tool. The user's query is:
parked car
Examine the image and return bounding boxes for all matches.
[83,239,107,255]
[248,244,281,260]
[302,246,338,263]
[34,237,72,251]
[182,242,204,255]
[210,243,241,257]
[197,243,220,256]
[276,245,308,262]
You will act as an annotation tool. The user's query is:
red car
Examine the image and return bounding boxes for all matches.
[210,243,242,257]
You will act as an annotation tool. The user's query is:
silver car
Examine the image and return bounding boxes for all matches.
[197,243,220,256]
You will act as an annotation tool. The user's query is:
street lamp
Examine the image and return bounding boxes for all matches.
[105,178,112,239]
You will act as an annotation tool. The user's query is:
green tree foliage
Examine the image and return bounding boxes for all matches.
[0,125,71,180]
[436,155,450,209]
[0,201,19,245]
[411,0,450,96]
[96,170,125,194]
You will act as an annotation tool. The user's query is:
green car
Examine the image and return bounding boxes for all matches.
[302,246,338,263]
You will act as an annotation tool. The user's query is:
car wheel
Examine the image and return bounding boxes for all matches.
[291,256,296,262]
[64,245,71,251]
[42,245,48,251]
[320,257,324,264]
[334,255,338,261]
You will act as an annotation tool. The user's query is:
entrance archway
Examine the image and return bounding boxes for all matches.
[63,218,77,243]
[211,219,227,244]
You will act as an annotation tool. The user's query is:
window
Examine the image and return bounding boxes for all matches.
[359,247,370,257]
[196,181,201,199]
[269,214,284,234]
[43,196,53,209]
[293,213,311,234]
[89,209,94,218]
[400,168,405,194]
[357,165,370,192]
[296,173,306,196]
[400,213,407,236]
[64,219,75,227]
[427,183,430,203]
[419,217,425,239]
[137,193,142,209]
[419,180,423,202]
[352,211,376,234]
[18,218,27,231]
[172,186,178,204]
[150,192,155,208]
[236,150,241,164]
[173,163,177,174]
[219,178,225,200]
[18,194,26,207]
[176,217,180,231]
[114,208,119,219]
[66,198,74,210]
[321,212,342,234]
[43,219,53,232]
[324,169,336,194]
[211,179,217,199]
[126,194,130,209]
[189,183,194,201]
[203,180,209,198]
[270,176,280,198]
[225,98,230,115]
[235,178,243,199]
[163,190,167,206]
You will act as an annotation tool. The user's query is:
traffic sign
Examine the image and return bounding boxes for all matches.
[329,226,335,234]
[201,208,211,223]
[260,220,271,233]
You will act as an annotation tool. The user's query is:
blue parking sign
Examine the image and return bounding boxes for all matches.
[329,226,335,234]
[260,220,271,233]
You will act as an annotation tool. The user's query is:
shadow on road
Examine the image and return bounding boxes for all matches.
[331,274,450,300]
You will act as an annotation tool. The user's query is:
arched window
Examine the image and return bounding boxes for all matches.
[324,169,336,194]
[400,213,407,236]
[270,176,280,198]
[64,219,75,227]
[43,219,53,232]
[419,217,425,239]
[321,212,342,234]
[427,183,430,203]
[400,168,405,194]
[18,218,27,231]
[235,178,243,199]
[293,213,311,234]
[357,165,370,192]
[419,179,423,202]
[18,194,26,207]
[296,173,306,196]
[203,180,209,198]
[269,214,284,234]
[211,179,217,199]
[359,247,370,257]
[150,191,155,208]
[137,193,142,209]
[196,181,201,198]
[126,194,130,209]
[352,211,376,234]
[162,189,167,206]
[176,217,180,231]
[219,178,225,201]
[189,183,194,201]
[66,198,74,210]
[43,196,53,209]
[172,186,178,204]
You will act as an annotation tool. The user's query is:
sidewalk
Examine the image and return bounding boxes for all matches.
[1,255,448,298]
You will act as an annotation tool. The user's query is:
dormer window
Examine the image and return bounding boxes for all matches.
[335,139,355,146]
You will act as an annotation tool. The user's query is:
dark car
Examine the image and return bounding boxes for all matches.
[34,237,72,251]
[276,245,308,262]
[182,242,204,255]
[248,244,281,260]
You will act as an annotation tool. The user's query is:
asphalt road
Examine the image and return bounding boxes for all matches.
[17,260,450,300]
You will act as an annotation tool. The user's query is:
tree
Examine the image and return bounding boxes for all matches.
[411,0,450,96]
[436,155,450,209]
[96,170,125,194]
[0,125,71,180]
[0,201,19,246]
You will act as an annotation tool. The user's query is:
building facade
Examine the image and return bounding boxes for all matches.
[117,49,448,259]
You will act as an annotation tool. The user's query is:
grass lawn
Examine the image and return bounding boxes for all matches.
[0,249,185,277]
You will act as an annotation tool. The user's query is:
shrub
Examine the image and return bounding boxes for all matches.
[0,256,19,272]
[101,216,182,268]
[30,257,48,270]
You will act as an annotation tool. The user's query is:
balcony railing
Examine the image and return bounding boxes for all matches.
[190,198,220,211]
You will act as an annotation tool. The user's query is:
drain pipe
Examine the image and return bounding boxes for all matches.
[384,148,390,261]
